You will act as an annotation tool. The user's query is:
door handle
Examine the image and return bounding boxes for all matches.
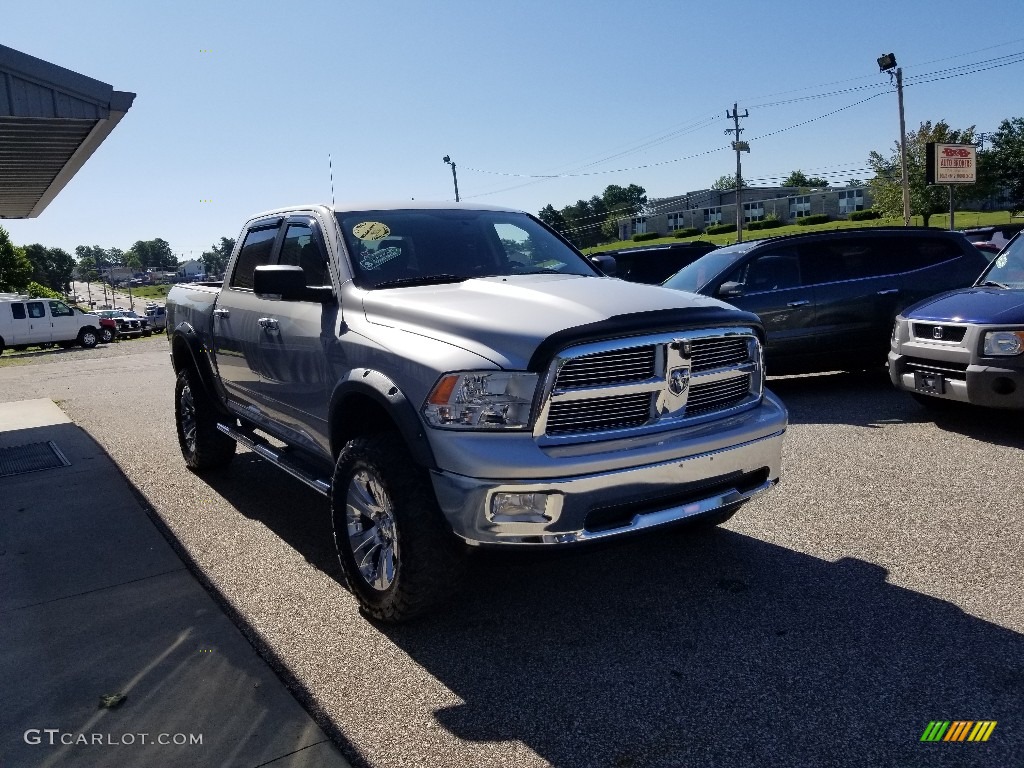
[786,300,810,307]
[258,317,279,331]
[877,288,899,296]
[213,308,230,318]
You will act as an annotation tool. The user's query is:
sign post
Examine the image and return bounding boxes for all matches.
[926,143,977,231]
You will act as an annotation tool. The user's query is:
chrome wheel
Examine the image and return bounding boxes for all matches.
[346,469,399,591]
[179,382,197,454]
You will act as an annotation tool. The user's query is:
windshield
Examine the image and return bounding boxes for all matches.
[977,234,1024,289]
[662,243,753,293]
[336,209,597,289]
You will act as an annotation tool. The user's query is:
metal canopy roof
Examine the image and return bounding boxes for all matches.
[0,44,134,218]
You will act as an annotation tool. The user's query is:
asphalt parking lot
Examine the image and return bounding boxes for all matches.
[1,338,1021,768]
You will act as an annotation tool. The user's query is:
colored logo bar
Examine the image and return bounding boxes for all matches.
[920,721,997,742]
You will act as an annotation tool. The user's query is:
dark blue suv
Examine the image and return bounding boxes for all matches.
[889,232,1024,409]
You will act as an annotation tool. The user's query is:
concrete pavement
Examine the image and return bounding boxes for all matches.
[0,399,352,768]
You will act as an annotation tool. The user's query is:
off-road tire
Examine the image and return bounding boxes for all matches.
[77,328,99,349]
[99,327,115,344]
[174,367,236,471]
[331,433,465,623]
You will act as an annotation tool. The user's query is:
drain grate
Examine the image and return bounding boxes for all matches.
[0,441,71,478]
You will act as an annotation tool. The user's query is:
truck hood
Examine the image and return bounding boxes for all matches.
[903,287,1024,324]
[359,274,751,370]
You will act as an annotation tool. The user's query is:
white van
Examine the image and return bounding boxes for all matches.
[0,296,102,354]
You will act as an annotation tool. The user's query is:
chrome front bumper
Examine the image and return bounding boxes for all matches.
[430,415,785,546]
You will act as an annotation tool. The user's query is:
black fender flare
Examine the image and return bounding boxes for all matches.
[169,323,233,418]
[329,371,436,469]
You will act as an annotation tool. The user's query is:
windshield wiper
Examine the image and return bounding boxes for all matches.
[980,280,1009,289]
[372,274,467,289]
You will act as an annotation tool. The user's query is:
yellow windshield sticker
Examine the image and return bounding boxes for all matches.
[353,221,390,241]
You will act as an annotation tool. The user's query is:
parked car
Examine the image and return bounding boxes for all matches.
[145,304,167,332]
[972,241,1002,259]
[120,310,153,336]
[95,309,146,338]
[889,232,1024,410]
[0,296,101,353]
[961,223,1024,250]
[74,306,117,343]
[662,227,989,374]
[591,241,719,284]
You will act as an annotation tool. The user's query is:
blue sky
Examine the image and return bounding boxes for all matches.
[3,0,1022,261]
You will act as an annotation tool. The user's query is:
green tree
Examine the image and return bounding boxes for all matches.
[0,227,33,292]
[781,170,829,188]
[711,174,745,190]
[868,120,977,227]
[49,248,75,293]
[985,116,1024,215]
[537,204,567,233]
[599,184,647,239]
[200,237,235,278]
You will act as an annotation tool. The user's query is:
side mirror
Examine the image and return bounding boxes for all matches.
[589,254,617,276]
[254,266,334,303]
[718,281,744,299]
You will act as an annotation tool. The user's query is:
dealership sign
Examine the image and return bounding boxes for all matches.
[926,143,977,185]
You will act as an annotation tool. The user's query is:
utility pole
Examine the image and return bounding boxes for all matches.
[726,103,750,242]
[443,155,460,202]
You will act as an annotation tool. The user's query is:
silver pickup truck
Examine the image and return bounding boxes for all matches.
[166,202,787,621]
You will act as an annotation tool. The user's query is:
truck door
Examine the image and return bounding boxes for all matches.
[253,217,337,456]
[213,221,282,409]
[48,300,79,342]
[24,301,53,344]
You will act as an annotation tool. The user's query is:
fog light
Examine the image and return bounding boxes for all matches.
[490,492,553,523]
[991,377,1016,395]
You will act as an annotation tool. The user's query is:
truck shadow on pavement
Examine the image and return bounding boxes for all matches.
[198,453,341,578]
[384,525,1023,768]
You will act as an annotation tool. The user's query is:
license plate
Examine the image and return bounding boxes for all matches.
[914,371,945,395]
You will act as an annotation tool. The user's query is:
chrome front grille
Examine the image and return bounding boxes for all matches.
[690,337,749,372]
[687,374,752,414]
[555,346,657,388]
[546,392,651,434]
[539,328,762,440]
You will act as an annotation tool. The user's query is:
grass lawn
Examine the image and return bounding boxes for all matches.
[583,210,1021,254]
[130,285,172,299]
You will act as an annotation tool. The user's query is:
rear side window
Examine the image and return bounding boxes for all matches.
[230,226,279,290]
[887,236,965,271]
[799,238,895,284]
[10,303,26,320]
[27,301,45,319]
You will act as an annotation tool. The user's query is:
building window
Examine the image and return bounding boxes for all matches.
[790,195,811,219]
[703,207,722,226]
[667,212,685,231]
[631,217,647,235]
[838,189,864,215]
[743,202,765,223]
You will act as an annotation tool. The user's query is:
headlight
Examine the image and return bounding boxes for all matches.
[423,371,537,429]
[982,330,1024,356]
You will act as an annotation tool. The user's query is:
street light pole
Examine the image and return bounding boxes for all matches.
[878,53,911,227]
[443,155,460,202]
